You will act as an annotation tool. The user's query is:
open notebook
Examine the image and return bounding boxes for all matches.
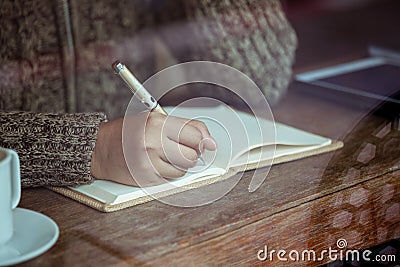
[49,106,343,212]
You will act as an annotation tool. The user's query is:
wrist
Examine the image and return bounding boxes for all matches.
[90,122,106,179]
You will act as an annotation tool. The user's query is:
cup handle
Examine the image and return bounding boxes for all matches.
[8,149,21,209]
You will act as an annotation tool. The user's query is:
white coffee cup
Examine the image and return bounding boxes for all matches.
[0,148,20,246]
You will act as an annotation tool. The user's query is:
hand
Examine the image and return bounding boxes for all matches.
[90,112,217,186]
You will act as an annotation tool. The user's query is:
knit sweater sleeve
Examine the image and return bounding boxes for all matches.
[0,111,107,187]
[157,0,297,107]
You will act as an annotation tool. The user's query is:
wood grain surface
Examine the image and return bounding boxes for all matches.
[16,81,400,266]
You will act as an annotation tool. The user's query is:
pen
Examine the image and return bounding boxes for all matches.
[112,61,167,115]
[112,60,206,165]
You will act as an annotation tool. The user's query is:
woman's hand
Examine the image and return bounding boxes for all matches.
[90,112,217,187]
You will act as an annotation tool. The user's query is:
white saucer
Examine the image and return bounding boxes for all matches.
[0,208,59,266]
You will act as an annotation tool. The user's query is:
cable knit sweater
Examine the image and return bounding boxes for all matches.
[0,0,297,187]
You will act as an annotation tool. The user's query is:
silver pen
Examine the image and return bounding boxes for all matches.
[112,61,167,115]
[112,61,206,165]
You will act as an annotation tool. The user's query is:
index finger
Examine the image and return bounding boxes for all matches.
[164,116,203,151]
[187,120,217,151]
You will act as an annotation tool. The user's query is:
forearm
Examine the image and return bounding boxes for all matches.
[0,111,107,187]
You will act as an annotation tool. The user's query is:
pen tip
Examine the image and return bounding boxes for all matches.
[112,60,121,72]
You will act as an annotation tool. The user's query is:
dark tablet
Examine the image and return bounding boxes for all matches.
[296,57,400,106]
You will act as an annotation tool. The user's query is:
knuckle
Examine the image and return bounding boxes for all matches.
[182,128,202,143]
[191,120,206,129]
[174,169,186,178]
[144,139,157,151]
[145,146,157,155]
[186,160,197,168]
[162,168,186,179]
[147,113,165,128]
[144,136,163,152]
[194,129,203,141]
[185,149,198,162]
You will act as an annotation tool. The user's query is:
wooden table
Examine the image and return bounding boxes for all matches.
[16,1,400,266]
[16,80,400,266]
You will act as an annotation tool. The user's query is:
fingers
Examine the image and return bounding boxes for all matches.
[147,150,187,179]
[187,120,217,151]
[163,116,217,152]
[115,112,217,187]
[154,158,187,179]
[161,139,199,169]
[125,148,187,187]
[142,112,218,181]
[167,122,202,150]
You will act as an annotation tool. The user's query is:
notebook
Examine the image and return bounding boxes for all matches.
[49,105,343,212]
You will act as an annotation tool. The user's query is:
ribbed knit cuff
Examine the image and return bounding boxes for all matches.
[0,111,107,187]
